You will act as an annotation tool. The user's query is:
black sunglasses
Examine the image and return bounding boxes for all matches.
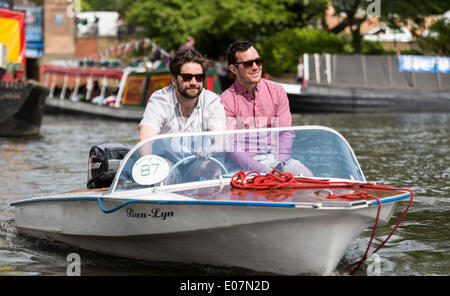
[178,73,206,82]
[234,57,264,68]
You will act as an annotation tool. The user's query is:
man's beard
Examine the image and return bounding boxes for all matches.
[176,81,202,99]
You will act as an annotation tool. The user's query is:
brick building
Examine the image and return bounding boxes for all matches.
[43,0,76,61]
[42,0,138,61]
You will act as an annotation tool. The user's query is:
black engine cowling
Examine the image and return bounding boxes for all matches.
[87,143,130,189]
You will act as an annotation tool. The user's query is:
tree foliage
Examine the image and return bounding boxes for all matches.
[283,0,330,28]
[78,0,450,72]
[257,28,347,75]
[124,0,295,58]
[326,0,450,54]
[379,0,449,32]
[420,20,450,55]
[378,0,450,55]
[79,0,119,12]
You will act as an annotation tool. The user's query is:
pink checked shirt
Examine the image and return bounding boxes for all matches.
[220,79,294,171]
[220,78,292,130]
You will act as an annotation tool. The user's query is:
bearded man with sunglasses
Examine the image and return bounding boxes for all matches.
[220,40,312,176]
[137,49,226,184]
[138,49,226,142]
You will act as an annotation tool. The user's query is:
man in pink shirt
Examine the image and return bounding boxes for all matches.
[220,40,312,176]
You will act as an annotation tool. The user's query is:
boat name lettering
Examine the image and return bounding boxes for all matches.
[0,82,26,90]
[0,93,22,100]
[125,208,174,220]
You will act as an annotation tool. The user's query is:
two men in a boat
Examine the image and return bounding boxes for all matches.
[138,41,312,178]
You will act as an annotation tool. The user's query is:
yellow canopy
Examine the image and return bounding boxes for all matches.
[0,9,26,65]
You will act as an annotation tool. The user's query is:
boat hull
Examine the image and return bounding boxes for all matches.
[287,84,450,113]
[14,199,396,275]
[0,81,47,137]
[44,96,144,122]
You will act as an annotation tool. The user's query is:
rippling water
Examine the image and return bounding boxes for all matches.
[0,113,448,276]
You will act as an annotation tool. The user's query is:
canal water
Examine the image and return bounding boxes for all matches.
[0,113,448,276]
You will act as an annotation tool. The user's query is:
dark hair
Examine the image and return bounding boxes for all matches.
[226,40,255,66]
[169,48,208,75]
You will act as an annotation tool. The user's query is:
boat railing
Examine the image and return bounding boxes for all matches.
[41,64,222,107]
[41,64,124,105]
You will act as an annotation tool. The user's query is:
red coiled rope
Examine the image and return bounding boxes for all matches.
[230,169,414,275]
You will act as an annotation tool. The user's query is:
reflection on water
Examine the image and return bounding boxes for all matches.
[0,113,449,275]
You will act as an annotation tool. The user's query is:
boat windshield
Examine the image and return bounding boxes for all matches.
[110,126,365,193]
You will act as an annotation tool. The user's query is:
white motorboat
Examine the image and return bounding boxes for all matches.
[10,126,413,275]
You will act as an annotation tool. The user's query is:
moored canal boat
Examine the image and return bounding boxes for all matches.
[41,60,222,122]
[0,8,47,137]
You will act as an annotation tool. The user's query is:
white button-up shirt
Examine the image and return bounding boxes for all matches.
[139,85,226,134]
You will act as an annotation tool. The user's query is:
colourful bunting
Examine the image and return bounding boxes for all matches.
[81,37,171,63]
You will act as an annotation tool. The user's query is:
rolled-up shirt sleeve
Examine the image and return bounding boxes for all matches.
[138,89,169,134]
[229,152,266,171]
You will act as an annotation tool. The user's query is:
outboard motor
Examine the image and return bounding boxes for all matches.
[87,143,131,189]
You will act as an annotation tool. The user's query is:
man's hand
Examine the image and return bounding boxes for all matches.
[271,161,284,171]
[261,161,284,174]
[192,150,211,160]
